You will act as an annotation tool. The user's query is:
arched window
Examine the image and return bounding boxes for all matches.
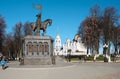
[39,42,42,52]
[33,42,38,52]
[27,42,32,52]
[42,44,44,55]
[44,42,49,53]
[26,44,28,55]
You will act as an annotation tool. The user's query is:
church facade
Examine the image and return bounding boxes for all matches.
[54,34,87,56]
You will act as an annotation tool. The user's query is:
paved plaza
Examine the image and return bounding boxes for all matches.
[0,61,120,79]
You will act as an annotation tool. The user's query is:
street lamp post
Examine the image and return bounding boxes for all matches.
[68,49,71,62]
[103,43,108,62]
[103,43,111,62]
[103,43,108,54]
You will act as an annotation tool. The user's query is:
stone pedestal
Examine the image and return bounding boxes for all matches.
[22,35,55,65]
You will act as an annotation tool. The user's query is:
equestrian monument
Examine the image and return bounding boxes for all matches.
[22,10,55,65]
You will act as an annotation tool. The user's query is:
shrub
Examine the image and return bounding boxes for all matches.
[96,55,104,61]
[86,56,94,61]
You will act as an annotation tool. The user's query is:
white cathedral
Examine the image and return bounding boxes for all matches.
[54,34,88,56]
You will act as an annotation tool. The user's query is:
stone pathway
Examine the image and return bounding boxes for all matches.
[94,72,120,79]
[0,59,120,79]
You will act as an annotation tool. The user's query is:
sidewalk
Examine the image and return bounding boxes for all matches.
[0,61,120,79]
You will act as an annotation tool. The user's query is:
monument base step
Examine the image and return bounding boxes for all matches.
[23,57,52,65]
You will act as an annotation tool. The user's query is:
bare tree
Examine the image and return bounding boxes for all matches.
[2,34,14,59]
[102,7,120,55]
[78,5,102,57]
[79,17,92,54]
[23,22,32,36]
[111,25,120,54]
[13,22,23,59]
[0,14,6,53]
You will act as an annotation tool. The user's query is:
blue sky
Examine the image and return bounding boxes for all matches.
[0,0,120,45]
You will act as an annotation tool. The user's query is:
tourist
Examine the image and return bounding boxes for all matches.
[0,56,8,70]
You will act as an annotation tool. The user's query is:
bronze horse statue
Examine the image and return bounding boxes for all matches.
[30,19,52,36]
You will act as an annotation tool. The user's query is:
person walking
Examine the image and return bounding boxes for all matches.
[0,56,8,70]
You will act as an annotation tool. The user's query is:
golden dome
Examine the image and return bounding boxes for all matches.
[74,34,80,39]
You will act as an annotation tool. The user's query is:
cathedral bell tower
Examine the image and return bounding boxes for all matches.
[54,34,62,55]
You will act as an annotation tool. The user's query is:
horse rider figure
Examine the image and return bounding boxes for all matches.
[30,13,52,36]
